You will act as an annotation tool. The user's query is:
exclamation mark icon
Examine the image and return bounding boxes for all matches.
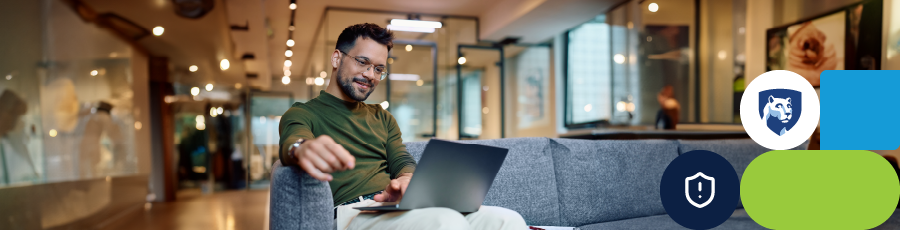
[698,182,702,198]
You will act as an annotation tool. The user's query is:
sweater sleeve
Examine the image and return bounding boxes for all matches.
[279,105,316,167]
[383,108,416,178]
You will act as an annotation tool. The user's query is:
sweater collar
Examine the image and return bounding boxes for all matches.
[317,90,364,109]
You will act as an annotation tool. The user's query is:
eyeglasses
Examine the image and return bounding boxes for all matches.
[339,50,388,80]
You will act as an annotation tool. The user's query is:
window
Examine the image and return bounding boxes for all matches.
[566,15,612,126]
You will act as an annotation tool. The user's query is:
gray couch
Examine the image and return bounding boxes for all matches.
[269,137,900,229]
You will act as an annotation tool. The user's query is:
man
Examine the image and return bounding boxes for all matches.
[278,23,527,230]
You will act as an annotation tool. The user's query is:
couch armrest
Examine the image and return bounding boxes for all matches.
[269,160,335,230]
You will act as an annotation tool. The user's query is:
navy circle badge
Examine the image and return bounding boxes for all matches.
[660,150,740,230]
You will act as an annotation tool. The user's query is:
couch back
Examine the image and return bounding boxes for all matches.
[403,137,807,227]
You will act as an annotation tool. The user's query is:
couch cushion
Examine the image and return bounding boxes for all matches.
[578,209,764,230]
[677,139,808,208]
[549,139,679,226]
[404,137,561,226]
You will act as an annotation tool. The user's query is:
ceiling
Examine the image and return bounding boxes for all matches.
[80,0,623,92]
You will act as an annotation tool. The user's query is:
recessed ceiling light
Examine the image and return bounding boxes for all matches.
[289,26,295,31]
[289,3,296,10]
[189,65,198,72]
[649,3,659,12]
[380,101,390,110]
[285,50,293,57]
[320,71,327,78]
[405,44,412,52]
[190,87,200,96]
[90,70,99,76]
[220,59,230,70]
[284,60,292,67]
[282,76,291,85]
[153,26,164,36]
[205,83,213,91]
[390,19,442,28]
[314,77,325,86]
[284,69,291,76]
[286,39,295,47]
[458,57,466,65]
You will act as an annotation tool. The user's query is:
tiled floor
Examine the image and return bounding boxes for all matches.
[100,189,269,230]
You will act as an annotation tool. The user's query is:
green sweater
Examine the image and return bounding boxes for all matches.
[278,91,417,206]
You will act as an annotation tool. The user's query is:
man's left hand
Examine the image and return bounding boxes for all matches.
[373,173,412,202]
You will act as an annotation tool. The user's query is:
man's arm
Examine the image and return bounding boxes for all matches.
[278,107,315,166]
[384,110,416,179]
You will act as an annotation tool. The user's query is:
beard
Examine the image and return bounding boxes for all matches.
[336,64,375,102]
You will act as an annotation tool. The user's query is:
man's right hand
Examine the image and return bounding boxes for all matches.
[291,135,355,181]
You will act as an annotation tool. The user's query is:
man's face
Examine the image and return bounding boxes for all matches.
[335,38,388,102]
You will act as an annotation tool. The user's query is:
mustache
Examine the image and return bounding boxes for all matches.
[350,77,373,87]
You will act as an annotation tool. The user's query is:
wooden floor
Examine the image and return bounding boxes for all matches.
[100,189,269,230]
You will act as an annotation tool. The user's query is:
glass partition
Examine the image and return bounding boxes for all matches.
[1,0,140,186]
[458,46,504,139]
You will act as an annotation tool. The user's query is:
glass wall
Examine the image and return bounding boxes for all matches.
[388,43,436,142]
[1,0,142,186]
[505,45,554,137]
[566,15,612,125]
[564,0,699,128]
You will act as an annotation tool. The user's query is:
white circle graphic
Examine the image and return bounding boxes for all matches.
[740,70,819,150]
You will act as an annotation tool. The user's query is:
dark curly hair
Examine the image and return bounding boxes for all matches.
[335,23,394,53]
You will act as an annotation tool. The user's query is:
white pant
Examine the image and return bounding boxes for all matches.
[335,200,528,230]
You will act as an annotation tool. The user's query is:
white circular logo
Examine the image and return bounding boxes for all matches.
[740,70,819,150]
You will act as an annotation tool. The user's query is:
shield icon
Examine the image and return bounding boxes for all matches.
[685,172,715,208]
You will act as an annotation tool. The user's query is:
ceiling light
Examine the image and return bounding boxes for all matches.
[220,59,230,70]
[614,54,625,64]
[286,39,295,47]
[289,26,295,31]
[649,3,659,12]
[380,101,390,110]
[90,70,99,76]
[285,50,293,57]
[305,77,313,85]
[416,79,424,86]
[314,77,325,86]
[210,107,217,117]
[458,57,467,65]
[205,83,213,91]
[153,26,164,36]
[319,71,327,78]
[386,25,435,33]
[284,69,291,76]
[284,60,292,67]
[196,122,205,130]
[196,115,205,123]
[405,44,412,52]
[191,87,200,96]
[189,65,198,72]
[49,129,58,137]
[289,3,296,10]
[217,107,223,115]
[282,76,291,85]
[389,74,420,81]
[390,19,442,28]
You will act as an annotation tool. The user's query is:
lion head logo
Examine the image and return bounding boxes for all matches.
[758,89,802,136]
[764,95,792,123]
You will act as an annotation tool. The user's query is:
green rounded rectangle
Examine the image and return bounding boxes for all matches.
[742,150,900,229]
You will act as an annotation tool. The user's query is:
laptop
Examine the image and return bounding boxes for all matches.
[354,139,508,213]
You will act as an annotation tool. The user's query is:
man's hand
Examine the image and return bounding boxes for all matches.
[373,173,412,202]
[292,135,355,181]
